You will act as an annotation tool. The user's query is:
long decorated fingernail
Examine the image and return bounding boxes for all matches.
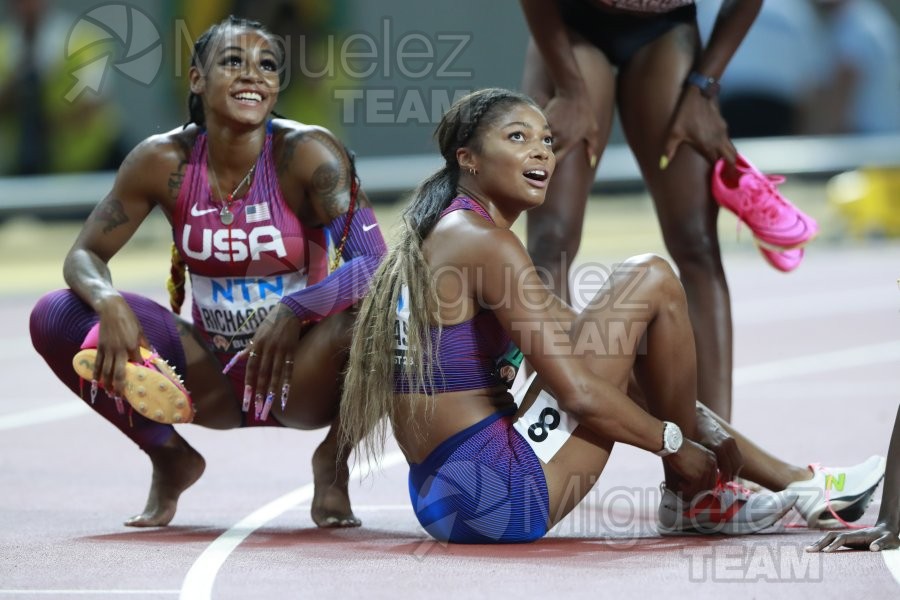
[280,383,290,411]
[90,380,98,404]
[260,392,275,421]
[242,385,252,412]
[114,395,125,415]
[254,393,264,419]
[222,352,243,375]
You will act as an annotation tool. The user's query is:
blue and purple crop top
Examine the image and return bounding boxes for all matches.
[392,197,523,394]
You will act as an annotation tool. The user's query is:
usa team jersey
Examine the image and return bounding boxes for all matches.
[172,123,328,354]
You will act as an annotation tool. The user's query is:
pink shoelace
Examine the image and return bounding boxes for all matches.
[809,463,867,530]
[784,463,868,530]
[718,479,753,497]
[735,174,790,236]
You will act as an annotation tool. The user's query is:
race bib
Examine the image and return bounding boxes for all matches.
[394,285,413,368]
[513,373,579,464]
[191,272,308,353]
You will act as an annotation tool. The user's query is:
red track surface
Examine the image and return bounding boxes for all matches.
[2,245,899,599]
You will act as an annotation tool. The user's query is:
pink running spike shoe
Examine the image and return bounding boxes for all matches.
[758,244,804,273]
[72,324,194,424]
[712,154,819,251]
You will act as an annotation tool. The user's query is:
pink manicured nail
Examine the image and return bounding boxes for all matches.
[242,385,252,412]
[260,392,274,421]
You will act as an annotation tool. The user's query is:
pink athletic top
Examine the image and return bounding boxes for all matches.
[172,122,328,354]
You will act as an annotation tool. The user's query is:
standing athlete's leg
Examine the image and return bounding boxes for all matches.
[522,35,616,304]
[616,24,734,421]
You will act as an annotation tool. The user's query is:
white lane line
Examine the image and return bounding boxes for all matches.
[179,451,408,600]
[0,591,178,595]
[0,402,88,431]
[291,504,411,512]
[733,285,898,325]
[883,550,900,588]
[734,340,900,386]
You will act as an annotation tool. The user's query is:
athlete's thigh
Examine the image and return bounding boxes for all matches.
[616,22,698,162]
[571,254,671,389]
[175,317,243,429]
[616,24,714,230]
[513,375,616,527]
[522,32,617,126]
[523,35,617,240]
[271,309,355,430]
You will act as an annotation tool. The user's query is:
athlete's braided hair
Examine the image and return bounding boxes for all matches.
[167,243,187,314]
[340,88,541,467]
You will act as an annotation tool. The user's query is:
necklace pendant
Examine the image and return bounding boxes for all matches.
[220,205,234,225]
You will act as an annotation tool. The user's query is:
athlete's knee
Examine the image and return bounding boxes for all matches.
[621,253,686,310]
[621,253,676,282]
[30,289,85,354]
[664,226,723,273]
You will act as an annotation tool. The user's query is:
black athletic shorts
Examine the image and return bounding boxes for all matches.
[557,1,697,67]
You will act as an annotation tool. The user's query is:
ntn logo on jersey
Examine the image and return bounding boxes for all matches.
[212,276,284,303]
[192,272,309,306]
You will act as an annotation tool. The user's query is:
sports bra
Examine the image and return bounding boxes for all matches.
[392,197,523,394]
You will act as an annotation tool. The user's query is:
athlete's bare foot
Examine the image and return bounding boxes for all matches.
[311,437,360,528]
[125,433,205,527]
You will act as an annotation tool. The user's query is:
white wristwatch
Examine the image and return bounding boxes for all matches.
[654,421,683,457]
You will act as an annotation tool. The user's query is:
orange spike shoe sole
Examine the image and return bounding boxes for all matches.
[72,348,194,424]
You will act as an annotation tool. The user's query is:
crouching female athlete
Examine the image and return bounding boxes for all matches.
[29,16,386,528]
[338,88,883,543]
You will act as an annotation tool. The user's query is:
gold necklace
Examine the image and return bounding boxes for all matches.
[208,161,256,225]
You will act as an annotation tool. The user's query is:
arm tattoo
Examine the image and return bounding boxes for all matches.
[309,132,350,219]
[95,197,129,234]
[312,161,345,217]
[278,128,350,219]
[167,136,192,203]
[167,160,188,203]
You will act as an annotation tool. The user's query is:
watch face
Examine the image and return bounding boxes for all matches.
[666,423,683,452]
